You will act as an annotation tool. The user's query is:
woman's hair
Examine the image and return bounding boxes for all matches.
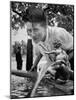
[22,7,47,26]
[22,8,31,22]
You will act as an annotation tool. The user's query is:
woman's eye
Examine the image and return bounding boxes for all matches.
[27,29,32,33]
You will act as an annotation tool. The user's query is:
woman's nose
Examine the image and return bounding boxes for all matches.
[31,32,36,37]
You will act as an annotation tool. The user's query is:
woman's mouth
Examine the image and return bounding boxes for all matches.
[33,37,40,43]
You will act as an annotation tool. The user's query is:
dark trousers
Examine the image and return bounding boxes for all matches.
[17,61,22,70]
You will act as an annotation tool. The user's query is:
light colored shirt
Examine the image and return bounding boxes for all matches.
[35,26,73,56]
[44,26,73,52]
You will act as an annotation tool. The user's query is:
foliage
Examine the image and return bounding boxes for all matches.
[11,1,74,34]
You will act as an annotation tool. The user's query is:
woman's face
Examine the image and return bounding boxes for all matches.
[32,23,46,43]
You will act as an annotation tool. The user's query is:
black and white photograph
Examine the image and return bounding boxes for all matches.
[10,1,74,99]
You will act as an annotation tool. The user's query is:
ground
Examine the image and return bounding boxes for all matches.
[10,56,74,99]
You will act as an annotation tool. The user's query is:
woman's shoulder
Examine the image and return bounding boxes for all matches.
[48,26,69,38]
[48,26,67,33]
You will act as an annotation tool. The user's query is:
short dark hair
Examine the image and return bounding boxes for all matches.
[30,8,47,24]
[22,7,47,26]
